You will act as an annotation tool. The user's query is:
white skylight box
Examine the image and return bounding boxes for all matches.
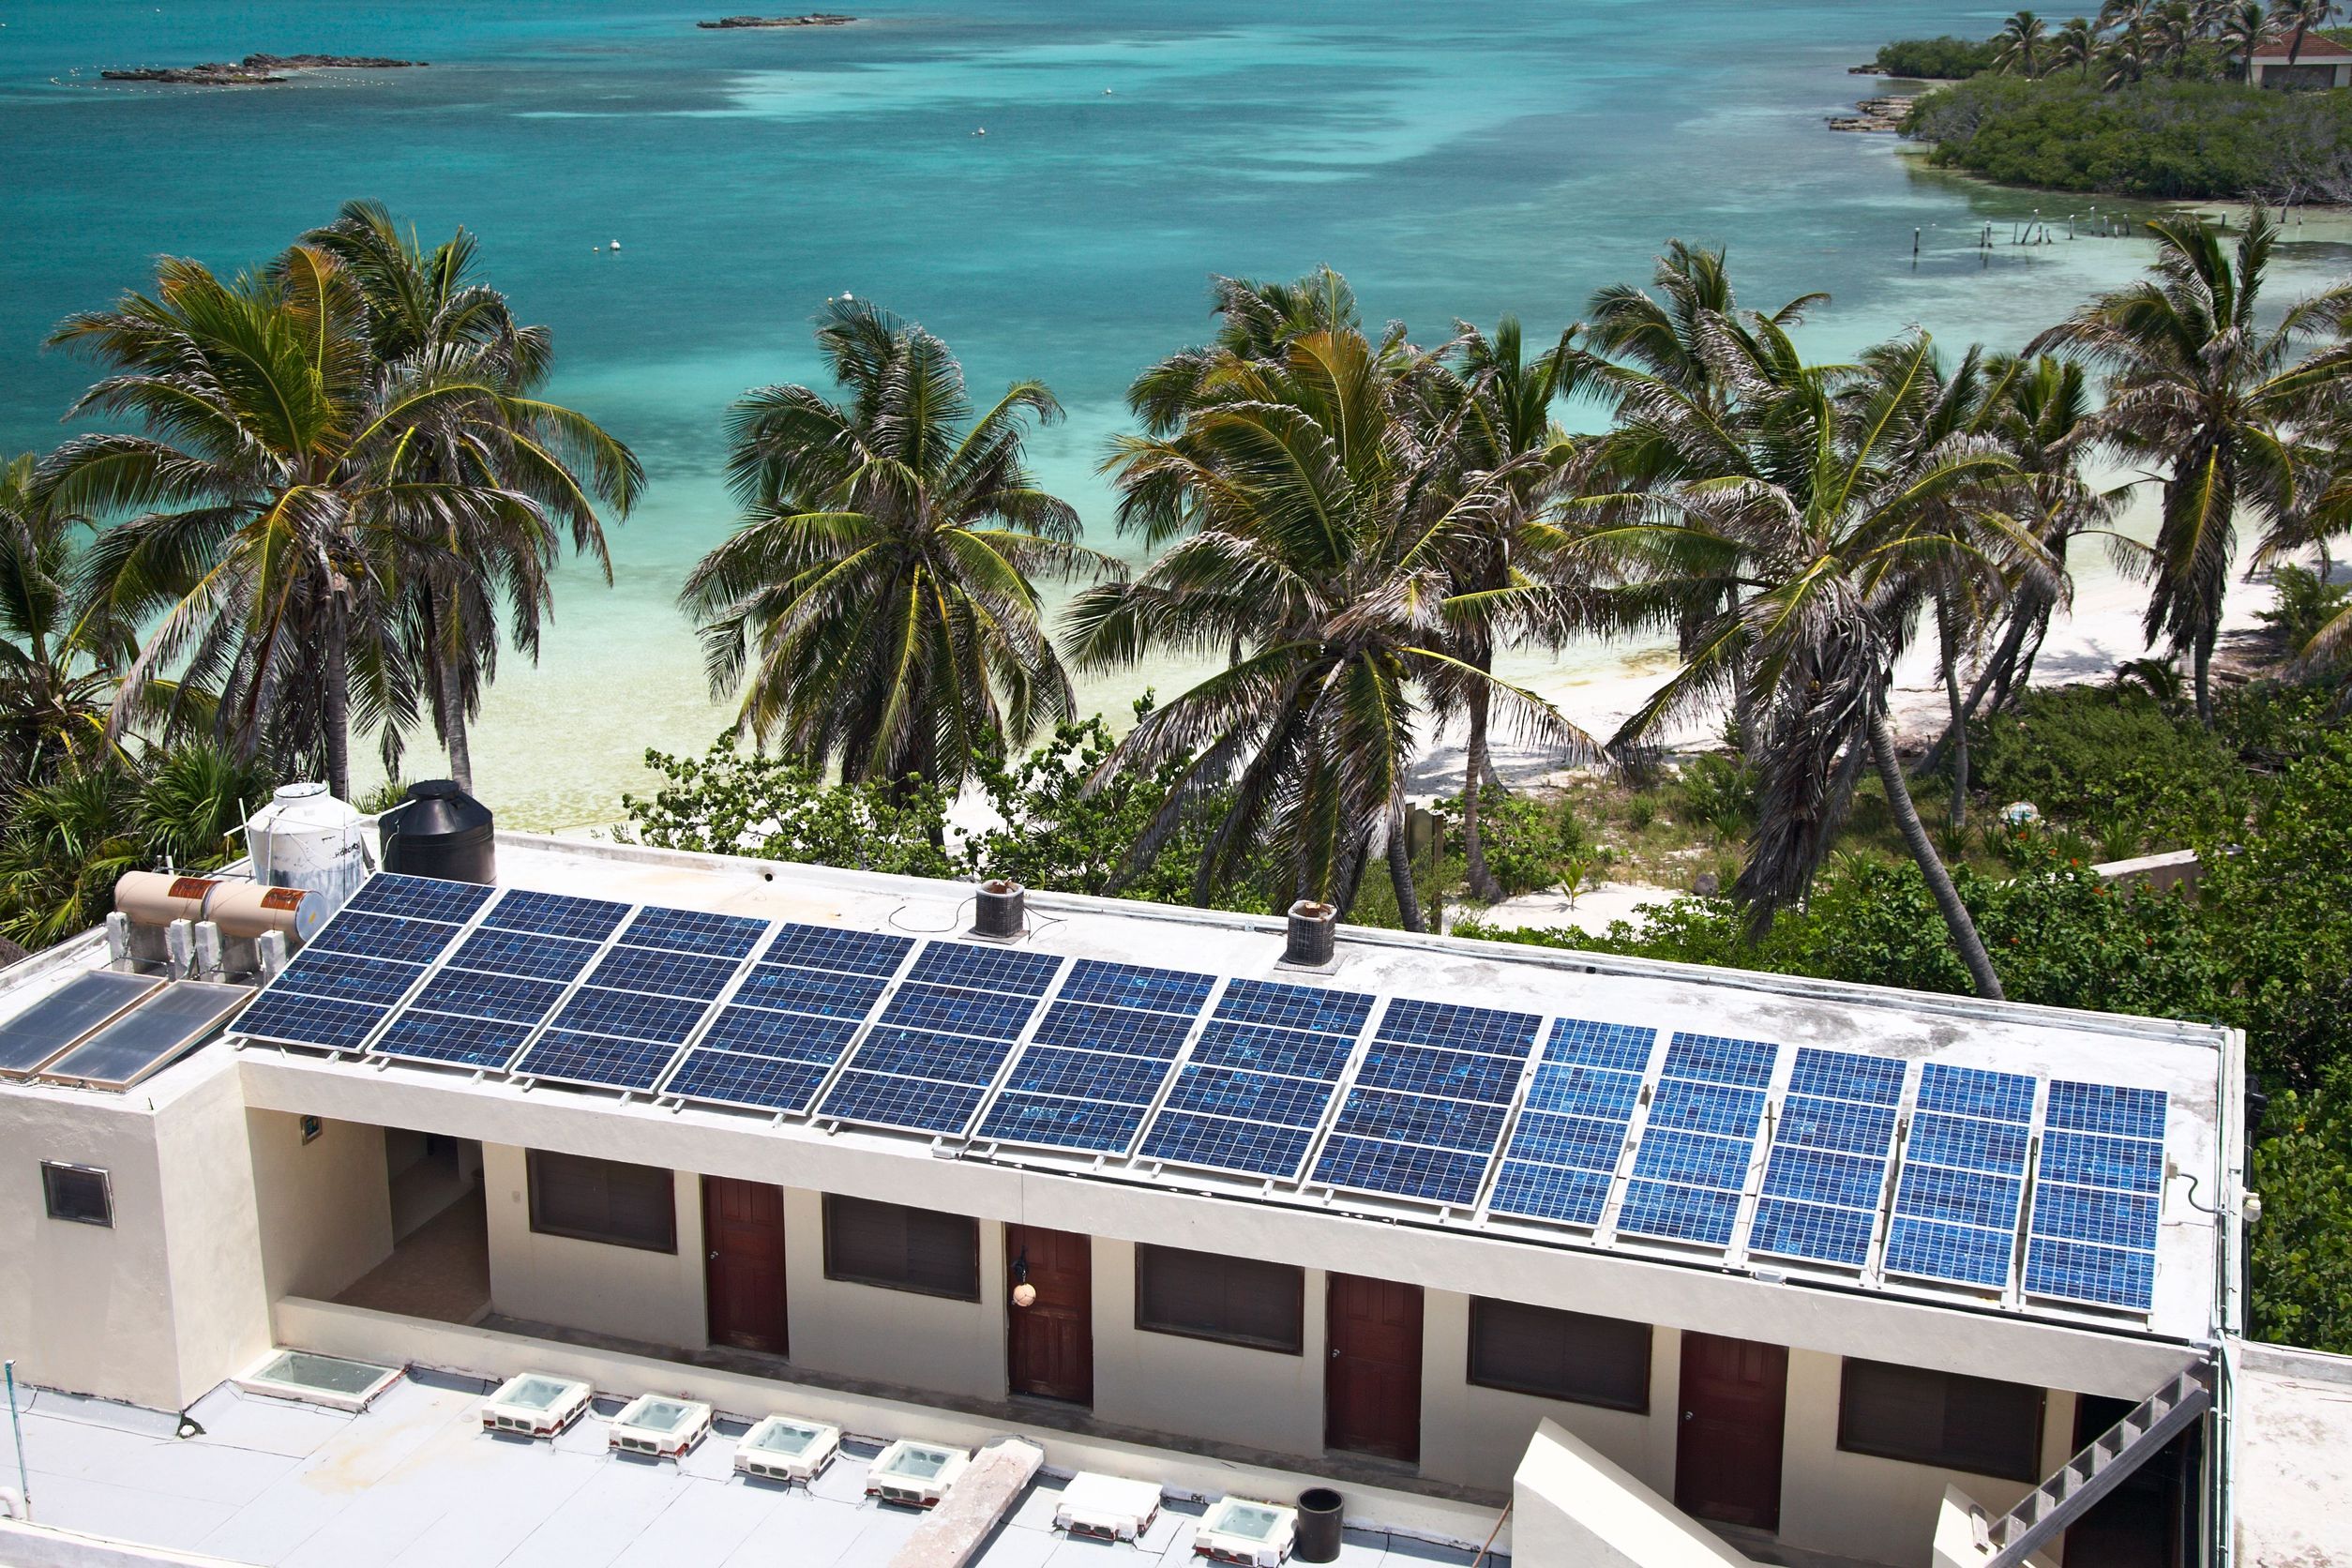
[480,1373,594,1438]
[734,1415,841,1484]
[234,1349,402,1412]
[608,1394,713,1459]
[865,1439,970,1508]
[1194,1497,1299,1566]
[1055,1471,1163,1541]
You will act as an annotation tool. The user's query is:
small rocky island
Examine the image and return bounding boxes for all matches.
[697,14,855,28]
[101,53,426,85]
[1829,95,1916,133]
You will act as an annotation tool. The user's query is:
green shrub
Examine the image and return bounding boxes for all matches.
[2250,1064,2352,1352]
[1869,36,1999,79]
[1677,752,1757,839]
[2257,565,2352,666]
[1469,793,1586,897]
[1971,685,2243,849]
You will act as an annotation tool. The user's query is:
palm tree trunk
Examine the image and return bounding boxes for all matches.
[442,661,475,793]
[1386,816,1425,934]
[1332,831,1370,922]
[1461,687,1503,903]
[1868,715,2004,1000]
[2193,637,2213,727]
[323,594,352,801]
[1942,652,1969,832]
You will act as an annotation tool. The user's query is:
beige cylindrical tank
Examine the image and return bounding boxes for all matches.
[204,881,326,944]
[114,871,219,927]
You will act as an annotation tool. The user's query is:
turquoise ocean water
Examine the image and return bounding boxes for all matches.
[5,1,2348,825]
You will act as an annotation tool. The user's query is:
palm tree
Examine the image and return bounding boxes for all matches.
[1584,241,1827,414]
[1072,325,1590,927]
[40,249,569,798]
[2269,0,2337,61]
[303,200,641,792]
[2103,24,2154,83]
[1575,327,2032,999]
[2055,16,2103,76]
[2097,0,2151,30]
[2031,209,2351,722]
[683,300,1109,794]
[2148,1,2201,69]
[1998,10,2053,72]
[0,453,139,787]
[2222,0,2275,71]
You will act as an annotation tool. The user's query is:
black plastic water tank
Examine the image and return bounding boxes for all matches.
[381,779,496,884]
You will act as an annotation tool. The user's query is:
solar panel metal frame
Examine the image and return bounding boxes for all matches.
[1481,1017,1662,1232]
[1741,1049,1908,1273]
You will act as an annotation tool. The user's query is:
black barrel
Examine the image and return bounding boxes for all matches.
[381,779,496,884]
[1294,1487,1343,1563]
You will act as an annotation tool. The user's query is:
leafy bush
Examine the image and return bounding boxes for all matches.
[1971,685,2243,850]
[1676,752,1758,839]
[620,733,956,878]
[2257,564,2352,666]
[1869,36,1999,79]
[1903,75,2352,198]
[2249,1064,2352,1350]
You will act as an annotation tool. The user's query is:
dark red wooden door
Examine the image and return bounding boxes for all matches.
[1676,1333,1787,1530]
[1325,1274,1423,1462]
[702,1176,789,1355]
[1005,1225,1093,1405]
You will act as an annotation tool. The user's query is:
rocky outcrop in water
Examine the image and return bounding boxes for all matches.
[1829,95,1916,132]
[100,53,426,85]
[697,14,854,27]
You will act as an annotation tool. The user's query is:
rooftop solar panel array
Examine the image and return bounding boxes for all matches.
[2023,1079,2167,1311]
[974,960,1214,1155]
[1311,1001,1542,1208]
[812,941,1065,1137]
[1486,1018,1658,1229]
[1884,1063,2038,1292]
[1748,1048,1907,1269]
[1137,979,1375,1180]
[235,875,492,1053]
[1615,1033,1778,1247]
[369,890,620,1071]
[657,922,912,1115]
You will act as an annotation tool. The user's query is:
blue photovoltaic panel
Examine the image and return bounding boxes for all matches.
[1544,1018,1656,1074]
[903,942,1063,996]
[512,1031,681,1091]
[817,1070,988,1135]
[729,964,888,1019]
[617,906,770,959]
[235,989,387,1053]
[1648,1079,1767,1138]
[2045,1079,2168,1141]
[694,1006,861,1063]
[2028,1184,2159,1251]
[373,1012,534,1070]
[1917,1063,2038,1123]
[2024,1236,2156,1310]
[483,889,630,942]
[1630,1128,1754,1191]
[2042,1130,2164,1194]
[446,927,601,983]
[760,923,913,976]
[1660,1033,1778,1090]
[1524,1063,1644,1120]
[1761,1146,1887,1211]
[1777,1095,1901,1156]
[878,983,1038,1040]
[975,1094,1152,1153]
[1164,1066,1336,1127]
[312,912,467,966]
[1884,1216,2013,1289]
[1504,1112,1629,1172]
[344,873,496,924]
[1487,1162,1611,1228]
[1332,1089,1507,1153]
[408,968,568,1026]
[1187,1021,1355,1080]
[1907,1111,2031,1172]
[586,945,740,1001]
[660,1051,829,1112]
[550,987,711,1045]
[1374,1000,1542,1057]
[1138,1110,1317,1179]
[271,950,423,1008]
[1312,1137,1488,1207]
[1749,1199,1876,1267]
[847,1027,1013,1085]
[1029,1002,1195,1060]
[1894,1165,2024,1231]
[1351,1043,1524,1105]
[1616,1181,1742,1246]
[1786,1047,1907,1106]
[1002,1047,1171,1104]
[1212,979,1374,1038]
[1056,960,1215,1016]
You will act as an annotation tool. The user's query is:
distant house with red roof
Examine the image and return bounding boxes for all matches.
[2249,32,2352,89]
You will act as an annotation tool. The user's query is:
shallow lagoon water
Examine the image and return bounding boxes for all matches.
[5,1,2348,824]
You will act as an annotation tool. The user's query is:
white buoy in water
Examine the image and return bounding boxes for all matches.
[841,291,853,299]
[610,240,622,250]
[973,127,986,136]
[594,245,602,252]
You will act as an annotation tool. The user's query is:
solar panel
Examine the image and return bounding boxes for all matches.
[2023,1236,2156,1310]
[812,949,1067,1138]
[2045,1079,2168,1141]
[1351,1043,1525,1104]
[616,906,770,959]
[1002,1047,1171,1104]
[1028,1002,1197,1060]
[372,1011,535,1070]
[409,969,568,1026]
[659,1050,829,1112]
[311,912,467,967]
[585,945,742,1001]
[1487,1018,1657,1229]
[972,965,1219,1155]
[848,1027,1014,1085]
[1056,959,1215,1015]
[1212,979,1375,1036]
[975,1093,1151,1153]
[0,971,167,1077]
[1885,1062,2036,1292]
[903,942,1063,996]
[1313,1137,1489,1207]
[1746,1048,1905,1271]
[444,927,602,983]
[234,989,388,1053]
[1330,1088,1507,1153]
[1141,981,1367,1182]
[1749,1199,1876,1267]
[37,981,251,1089]
[878,983,1038,1040]
[760,923,913,976]
[271,950,427,1008]
[2042,1130,2164,1193]
[1786,1046,1907,1106]
[1609,1032,1777,1246]
[693,1007,861,1063]
[343,874,496,924]
[1187,1020,1356,1079]
[1649,1079,1766,1137]
[729,964,887,1018]
[1658,1033,1777,1089]
[1166,1064,1337,1126]
[1616,1182,1742,1246]
[1137,1109,1318,1179]
[1372,1000,1543,1056]
[1917,1063,2037,1123]
[1884,1215,2013,1288]
[2019,1078,2168,1312]
[482,888,630,942]
[1760,1146,1887,1211]
[818,1069,988,1135]
[511,1031,682,1091]
[550,987,710,1045]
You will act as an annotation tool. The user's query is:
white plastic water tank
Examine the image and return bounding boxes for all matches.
[244,783,370,917]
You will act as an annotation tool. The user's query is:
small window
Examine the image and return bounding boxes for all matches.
[1839,1358,2044,1482]
[42,1161,112,1227]
[1134,1244,1304,1353]
[1467,1299,1650,1412]
[526,1150,676,1253]
[822,1195,980,1301]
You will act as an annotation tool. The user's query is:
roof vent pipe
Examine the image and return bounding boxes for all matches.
[1285,900,1336,967]
[972,879,1025,940]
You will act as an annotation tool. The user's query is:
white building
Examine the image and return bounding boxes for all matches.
[0,829,2310,1567]
[2247,34,2352,88]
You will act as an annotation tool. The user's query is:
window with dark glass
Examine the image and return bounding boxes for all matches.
[1467,1299,1651,1411]
[822,1195,980,1300]
[1134,1244,1304,1353]
[1838,1358,2044,1481]
[41,1161,112,1227]
[525,1150,676,1252]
